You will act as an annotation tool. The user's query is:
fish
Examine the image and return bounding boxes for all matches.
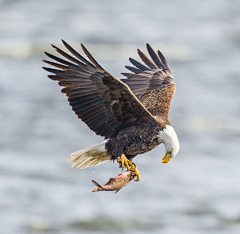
[92,170,135,194]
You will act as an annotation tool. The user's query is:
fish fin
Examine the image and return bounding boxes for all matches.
[108,178,114,182]
[92,180,102,192]
[105,178,115,185]
[115,188,121,194]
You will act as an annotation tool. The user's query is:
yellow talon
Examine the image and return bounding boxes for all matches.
[117,154,130,171]
[117,154,141,181]
[132,166,141,181]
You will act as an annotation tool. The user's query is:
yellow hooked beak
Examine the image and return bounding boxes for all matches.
[161,152,172,163]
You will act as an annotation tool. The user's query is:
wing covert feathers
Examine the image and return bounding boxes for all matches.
[43,41,154,139]
[121,43,175,118]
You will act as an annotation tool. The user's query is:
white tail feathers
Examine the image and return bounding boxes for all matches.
[67,141,111,169]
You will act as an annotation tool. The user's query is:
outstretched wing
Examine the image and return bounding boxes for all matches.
[121,44,175,118]
[43,40,154,139]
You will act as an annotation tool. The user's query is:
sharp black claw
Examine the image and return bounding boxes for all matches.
[130,173,137,181]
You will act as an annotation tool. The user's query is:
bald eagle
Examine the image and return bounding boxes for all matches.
[43,41,180,181]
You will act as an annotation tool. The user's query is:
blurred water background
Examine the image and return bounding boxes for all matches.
[1,0,240,233]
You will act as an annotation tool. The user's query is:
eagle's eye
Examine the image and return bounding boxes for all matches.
[168,151,173,158]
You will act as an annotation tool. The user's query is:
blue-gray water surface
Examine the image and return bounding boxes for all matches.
[1,0,240,233]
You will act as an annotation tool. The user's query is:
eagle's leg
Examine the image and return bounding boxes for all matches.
[117,154,130,171]
[129,161,141,181]
[117,154,141,181]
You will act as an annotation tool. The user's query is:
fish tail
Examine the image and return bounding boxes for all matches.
[92,180,102,192]
[67,141,111,169]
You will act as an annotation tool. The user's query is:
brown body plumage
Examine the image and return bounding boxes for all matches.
[43,41,178,173]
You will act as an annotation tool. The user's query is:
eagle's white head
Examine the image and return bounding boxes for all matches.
[157,125,180,163]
